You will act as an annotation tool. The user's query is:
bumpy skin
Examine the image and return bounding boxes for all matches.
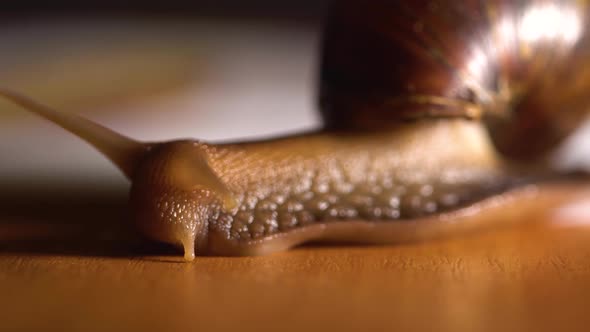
[129,119,564,259]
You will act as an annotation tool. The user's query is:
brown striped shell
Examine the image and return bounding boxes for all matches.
[319,0,590,159]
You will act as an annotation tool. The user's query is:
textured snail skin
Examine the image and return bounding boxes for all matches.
[203,184,590,257]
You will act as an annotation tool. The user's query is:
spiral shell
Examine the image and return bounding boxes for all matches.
[319,0,590,159]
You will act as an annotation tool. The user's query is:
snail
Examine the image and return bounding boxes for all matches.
[3,0,590,261]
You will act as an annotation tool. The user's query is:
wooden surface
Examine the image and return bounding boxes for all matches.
[2,205,590,332]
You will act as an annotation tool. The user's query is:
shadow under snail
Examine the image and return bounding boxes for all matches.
[3,0,590,261]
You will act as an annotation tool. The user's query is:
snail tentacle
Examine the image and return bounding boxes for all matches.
[0,88,148,179]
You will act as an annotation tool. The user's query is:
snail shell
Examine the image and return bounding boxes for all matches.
[320,0,590,159]
[3,0,590,260]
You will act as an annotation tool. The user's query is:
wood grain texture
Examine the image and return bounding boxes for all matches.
[2,217,590,332]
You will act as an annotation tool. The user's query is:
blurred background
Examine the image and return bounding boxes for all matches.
[1,1,590,252]
[0,1,332,188]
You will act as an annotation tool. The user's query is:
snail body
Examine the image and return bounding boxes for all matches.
[130,120,510,258]
[3,0,590,260]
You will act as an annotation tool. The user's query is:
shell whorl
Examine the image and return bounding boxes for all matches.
[319,0,590,159]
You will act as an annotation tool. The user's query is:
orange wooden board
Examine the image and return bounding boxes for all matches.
[2,217,590,332]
